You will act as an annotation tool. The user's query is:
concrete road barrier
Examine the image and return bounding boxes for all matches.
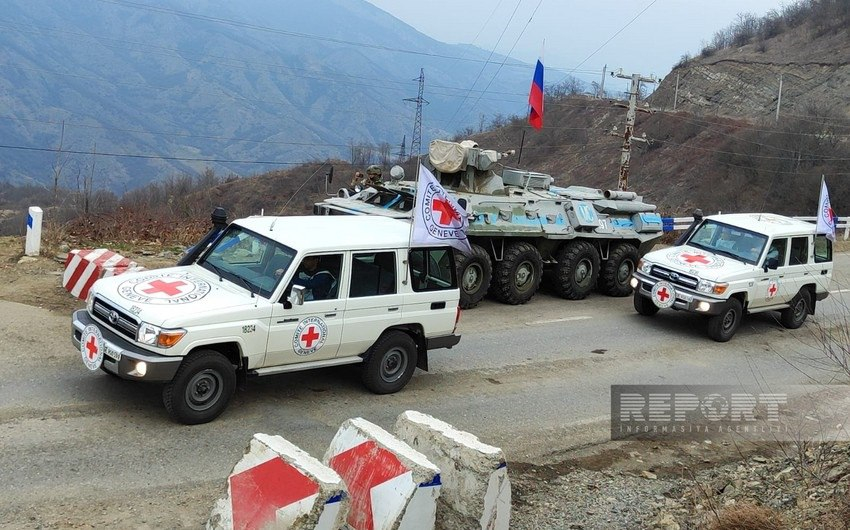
[395,410,511,530]
[63,248,144,300]
[208,433,348,530]
[324,417,441,530]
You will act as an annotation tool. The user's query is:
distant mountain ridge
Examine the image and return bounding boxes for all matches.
[0,0,532,192]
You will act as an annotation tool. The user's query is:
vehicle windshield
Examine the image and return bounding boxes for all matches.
[687,220,768,265]
[199,226,296,298]
[361,188,414,211]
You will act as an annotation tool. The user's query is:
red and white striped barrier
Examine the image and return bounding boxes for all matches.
[208,433,348,530]
[63,248,145,300]
[324,417,442,530]
[395,410,511,530]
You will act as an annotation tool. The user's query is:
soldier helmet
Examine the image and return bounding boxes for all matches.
[366,165,382,176]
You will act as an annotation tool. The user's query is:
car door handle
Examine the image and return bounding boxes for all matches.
[430,301,446,310]
[325,313,337,318]
[822,270,829,275]
[388,307,399,312]
[279,318,298,323]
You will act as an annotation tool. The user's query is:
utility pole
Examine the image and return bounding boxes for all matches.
[598,64,607,99]
[775,73,783,123]
[610,68,657,191]
[403,68,428,161]
[397,134,407,163]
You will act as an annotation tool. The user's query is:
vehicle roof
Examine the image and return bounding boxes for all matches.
[235,215,418,252]
[705,213,818,237]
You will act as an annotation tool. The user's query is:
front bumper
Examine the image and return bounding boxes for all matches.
[632,272,726,316]
[72,310,183,382]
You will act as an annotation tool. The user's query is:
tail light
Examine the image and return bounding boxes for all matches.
[453,306,462,334]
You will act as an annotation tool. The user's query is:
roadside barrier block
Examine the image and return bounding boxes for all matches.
[208,433,348,530]
[63,248,145,300]
[395,410,511,530]
[324,417,441,530]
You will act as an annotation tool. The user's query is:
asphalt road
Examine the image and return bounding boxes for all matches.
[1,254,848,526]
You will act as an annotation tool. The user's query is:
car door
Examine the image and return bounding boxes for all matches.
[754,237,787,308]
[781,235,812,304]
[264,253,345,366]
[337,250,403,357]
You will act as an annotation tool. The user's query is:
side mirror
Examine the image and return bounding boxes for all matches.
[287,284,306,306]
[766,257,779,271]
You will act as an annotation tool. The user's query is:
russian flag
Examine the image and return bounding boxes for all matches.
[528,59,544,130]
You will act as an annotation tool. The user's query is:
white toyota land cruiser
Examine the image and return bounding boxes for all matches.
[631,213,833,342]
[72,215,462,424]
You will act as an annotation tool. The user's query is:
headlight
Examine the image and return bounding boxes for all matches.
[136,322,186,348]
[86,290,96,313]
[638,259,653,274]
[697,279,728,295]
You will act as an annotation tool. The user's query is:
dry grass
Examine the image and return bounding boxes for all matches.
[704,503,785,530]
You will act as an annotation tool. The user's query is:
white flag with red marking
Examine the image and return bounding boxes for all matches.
[816,178,836,242]
[411,164,472,255]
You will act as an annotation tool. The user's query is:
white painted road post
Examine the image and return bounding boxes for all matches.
[208,433,349,530]
[395,410,511,530]
[324,417,442,530]
[25,206,42,256]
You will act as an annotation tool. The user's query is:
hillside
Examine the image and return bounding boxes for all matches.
[0,0,531,193]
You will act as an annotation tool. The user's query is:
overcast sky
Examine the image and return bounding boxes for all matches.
[365,0,787,88]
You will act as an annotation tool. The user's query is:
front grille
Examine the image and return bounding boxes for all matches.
[92,298,139,340]
[649,265,699,290]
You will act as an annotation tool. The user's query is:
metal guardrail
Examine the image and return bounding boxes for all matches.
[661,216,850,240]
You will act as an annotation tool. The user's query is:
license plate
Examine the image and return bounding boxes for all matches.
[104,346,121,362]
[678,292,693,303]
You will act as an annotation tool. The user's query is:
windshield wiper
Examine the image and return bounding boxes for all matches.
[204,260,225,282]
[235,275,256,298]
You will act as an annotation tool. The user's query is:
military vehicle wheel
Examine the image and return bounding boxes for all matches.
[707,298,742,342]
[455,244,492,309]
[492,242,543,305]
[633,292,659,316]
[780,290,810,329]
[553,241,600,300]
[599,243,639,297]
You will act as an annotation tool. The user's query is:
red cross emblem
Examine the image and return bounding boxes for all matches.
[300,326,320,348]
[85,335,99,360]
[329,440,410,530]
[142,279,187,296]
[432,196,460,225]
[768,282,778,297]
[657,287,670,302]
[228,457,320,530]
[681,253,710,264]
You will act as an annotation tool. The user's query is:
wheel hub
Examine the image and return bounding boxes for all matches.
[463,264,482,293]
[575,259,592,287]
[515,262,533,290]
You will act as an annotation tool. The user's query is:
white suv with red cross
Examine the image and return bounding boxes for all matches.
[631,213,833,341]
[72,215,461,424]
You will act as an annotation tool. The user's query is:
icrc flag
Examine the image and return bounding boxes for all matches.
[816,177,837,241]
[411,164,472,255]
[528,59,544,130]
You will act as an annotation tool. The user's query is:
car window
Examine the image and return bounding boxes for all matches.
[285,254,342,302]
[789,237,808,265]
[409,248,456,292]
[814,235,833,263]
[766,238,788,268]
[350,251,397,297]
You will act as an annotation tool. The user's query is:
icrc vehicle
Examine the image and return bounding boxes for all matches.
[72,215,461,424]
[314,139,664,309]
[631,212,833,341]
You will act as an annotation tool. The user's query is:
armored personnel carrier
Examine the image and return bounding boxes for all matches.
[314,140,663,309]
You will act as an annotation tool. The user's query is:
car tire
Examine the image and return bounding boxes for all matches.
[553,240,600,300]
[361,331,418,394]
[633,292,659,316]
[455,244,492,309]
[491,242,543,305]
[707,298,743,342]
[599,243,639,297]
[780,290,810,329]
[163,350,236,425]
